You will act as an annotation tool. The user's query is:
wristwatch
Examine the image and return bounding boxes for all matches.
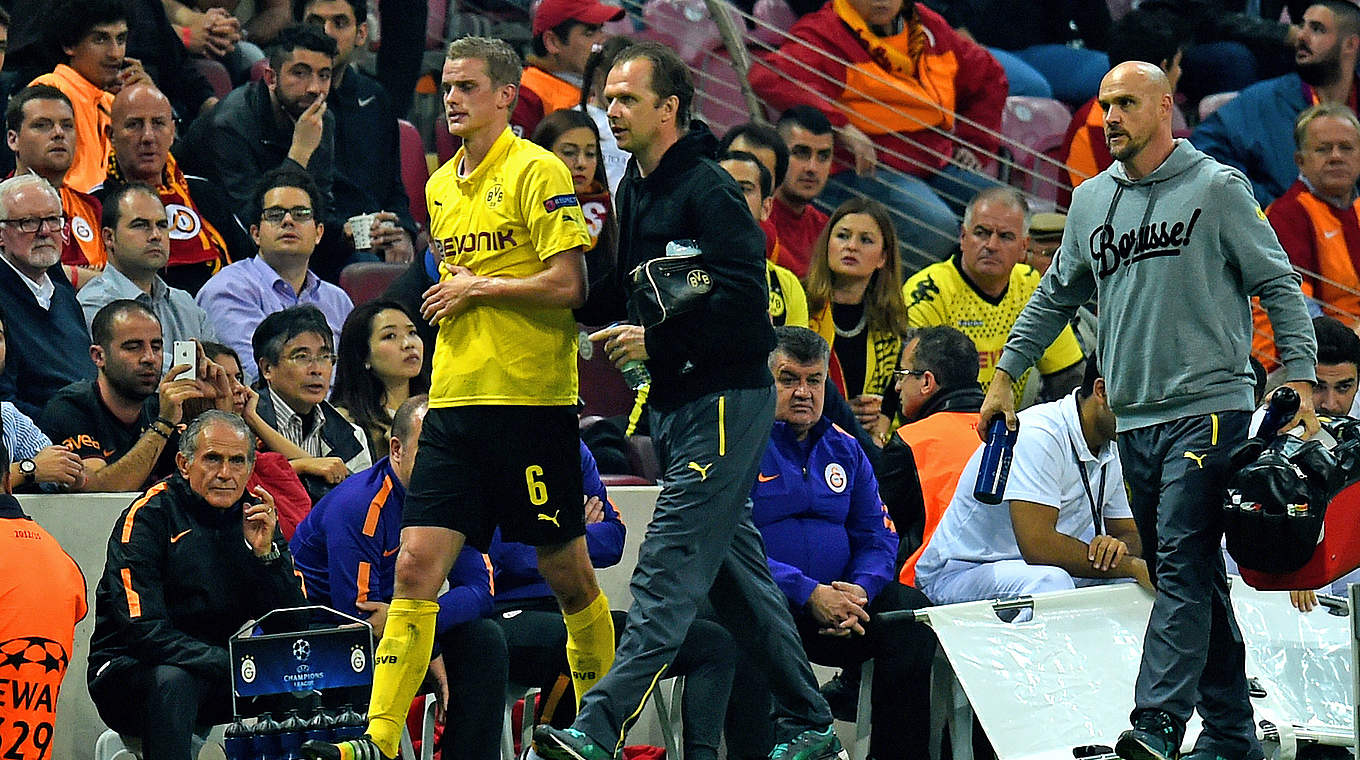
[17,459,36,483]
[255,542,282,563]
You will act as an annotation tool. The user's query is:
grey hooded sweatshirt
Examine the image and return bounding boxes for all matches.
[996,139,1316,432]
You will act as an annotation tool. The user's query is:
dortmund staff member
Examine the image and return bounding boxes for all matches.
[304,36,612,760]
[534,42,843,760]
[980,62,1317,760]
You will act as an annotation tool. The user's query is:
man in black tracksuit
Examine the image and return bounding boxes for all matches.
[534,42,842,760]
[88,412,306,759]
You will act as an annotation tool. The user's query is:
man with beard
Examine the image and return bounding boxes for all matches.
[179,24,338,268]
[1193,0,1360,205]
[6,85,105,287]
[38,299,209,492]
[0,174,95,418]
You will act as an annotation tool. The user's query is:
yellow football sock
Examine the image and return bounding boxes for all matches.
[562,591,615,707]
[365,598,439,758]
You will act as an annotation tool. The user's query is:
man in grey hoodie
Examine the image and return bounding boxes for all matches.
[979,61,1319,760]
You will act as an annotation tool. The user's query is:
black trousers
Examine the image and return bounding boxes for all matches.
[90,660,234,760]
[435,617,508,760]
[724,582,936,760]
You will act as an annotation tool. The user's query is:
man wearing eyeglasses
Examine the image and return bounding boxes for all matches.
[915,358,1151,614]
[249,304,371,501]
[196,167,353,384]
[0,173,96,419]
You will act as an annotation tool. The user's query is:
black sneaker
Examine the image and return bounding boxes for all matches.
[1116,710,1182,760]
[819,670,860,722]
[300,737,393,760]
[768,727,849,760]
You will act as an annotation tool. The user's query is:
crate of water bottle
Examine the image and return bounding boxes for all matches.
[223,705,368,760]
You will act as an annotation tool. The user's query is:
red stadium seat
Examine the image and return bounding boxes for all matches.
[751,0,796,48]
[1000,96,1073,209]
[339,261,408,307]
[627,435,661,483]
[577,325,638,419]
[694,49,752,135]
[435,123,458,165]
[250,58,269,82]
[640,0,721,64]
[192,58,233,99]
[601,474,653,486]
[397,119,429,227]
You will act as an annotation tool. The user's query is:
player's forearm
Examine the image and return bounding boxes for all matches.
[471,252,586,309]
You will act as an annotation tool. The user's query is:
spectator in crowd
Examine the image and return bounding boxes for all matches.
[88,410,306,760]
[531,109,618,299]
[985,61,1316,760]
[27,0,152,194]
[179,25,343,275]
[0,432,88,755]
[162,0,255,84]
[203,341,245,385]
[78,184,216,373]
[925,0,1112,104]
[512,0,623,138]
[727,325,931,759]
[0,174,96,418]
[917,360,1152,609]
[250,305,372,500]
[1268,103,1360,325]
[749,0,1006,261]
[770,106,834,278]
[717,122,789,267]
[1025,211,1065,275]
[197,167,353,384]
[1060,7,1187,209]
[0,8,15,179]
[1310,315,1360,416]
[719,150,809,328]
[301,0,417,265]
[0,313,86,492]
[805,197,909,445]
[1193,0,1360,206]
[579,35,633,194]
[6,85,105,287]
[306,37,606,760]
[290,396,506,756]
[877,325,981,580]
[903,187,1085,408]
[38,300,210,493]
[490,442,739,759]
[549,41,842,760]
[98,83,244,294]
[331,300,428,459]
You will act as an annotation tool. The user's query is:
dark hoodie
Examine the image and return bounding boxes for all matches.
[578,121,774,411]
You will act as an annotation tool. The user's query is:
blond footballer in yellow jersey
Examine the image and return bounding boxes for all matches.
[306,37,612,760]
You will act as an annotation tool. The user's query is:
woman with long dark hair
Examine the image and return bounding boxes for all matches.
[331,300,429,458]
[532,109,618,277]
[805,197,910,442]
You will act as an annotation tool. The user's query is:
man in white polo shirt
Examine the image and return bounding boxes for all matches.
[916,359,1152,606]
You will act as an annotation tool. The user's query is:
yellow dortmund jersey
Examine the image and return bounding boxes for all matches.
[902,256,1083,403]
[767,260,809,327]
[426,127,592,407]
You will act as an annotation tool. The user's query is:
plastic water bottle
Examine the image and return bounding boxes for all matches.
[665,239,701,257]
[1258,386,1301,440]
[335,705,365,740]
[223,718,251,760]
[250,713,279,760]
[606,321,650,390]
[304,710,333,744]
[973,416,1019,505]
[278,710,305,759]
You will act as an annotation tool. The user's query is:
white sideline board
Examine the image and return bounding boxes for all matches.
[921,581,1353,760]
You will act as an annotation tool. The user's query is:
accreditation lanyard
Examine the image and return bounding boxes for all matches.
[1070,435,1109,536]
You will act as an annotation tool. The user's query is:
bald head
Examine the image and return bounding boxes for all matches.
[1097,61,1176,179]
[109,84,175,183]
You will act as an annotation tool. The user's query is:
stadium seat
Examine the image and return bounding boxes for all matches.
[339,261,408,307]
[694,49,752,135]
[627,435,661,483]
[751,0,796,48]
[577,327,638,419]
[1199,91,1240,122]
[435,123,458,166]
[191,58,233,99]
[250,58,269,83]
[999,96,1073,210]
[397,119,430,227]
[426,0,449,48]
[640,0,721,64]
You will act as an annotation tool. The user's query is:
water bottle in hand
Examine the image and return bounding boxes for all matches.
[973,416,1018,505]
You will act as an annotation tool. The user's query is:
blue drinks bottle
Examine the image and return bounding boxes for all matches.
[973,416,1018,505]
[1257,386,1300,440]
